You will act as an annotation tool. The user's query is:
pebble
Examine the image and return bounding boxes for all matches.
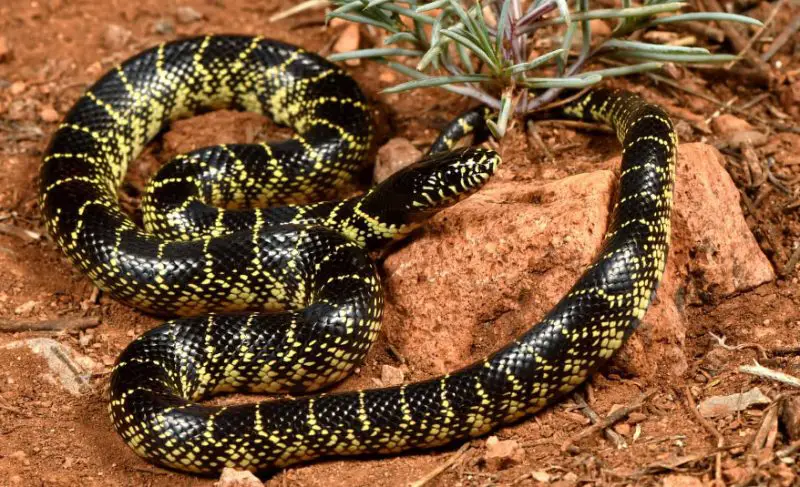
[214,467,262,487]
[39,105,59,123]
[14,300,38,315]
[627,412,647,424]
[483,436,524,471]
[589,19,611,37]
[10,81,26,96]
[102,24,131,50]
[375,137,422,183]
[380,364,404,387]
[711,114,752,135]
[662,474,703,487]
[727,130,768,149]
[152,18,175,35]
[176,6,203,24]
[613,422,631,436]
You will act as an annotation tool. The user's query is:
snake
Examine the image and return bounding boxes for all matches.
[39,34,676,474]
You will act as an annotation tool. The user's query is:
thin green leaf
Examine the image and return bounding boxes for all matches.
[416,46,443,70]
[441,28,499,71]
[328,48,424,62]
[366,0,393,7]
[612,51,738,63]
[522,2,686,29]
[456,42,476,73]
[581,62,663,77]
[329,1,368,17]
[380,3,436,24]
[417,0,449,12]
[496,0,512,53]
[649,12,763,26]
[381,74,491,93]
[492,92,513,138]
[327,12,400,32]
[604,39,710,54]
[523,73,603,88]
[552,0,572,30]
[509,48,564,74]
[384,32,419,45]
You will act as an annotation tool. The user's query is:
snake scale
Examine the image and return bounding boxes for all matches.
[39,35,676,474]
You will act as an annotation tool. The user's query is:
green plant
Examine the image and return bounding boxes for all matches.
[326,0,761,137]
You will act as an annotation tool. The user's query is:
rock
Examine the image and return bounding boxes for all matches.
[176,6,204,24]
[381,143,772,381]
[530,470,551,482]
[711,114,753,135]
[627,412,647,424]
[671,144,774,302]
[589,19,611,37]
[0,35,11,63]
[727,130,768,148]
[3,338,95,395]
[613,422,631,436]
[215,467,262,487]
[333,23,360,66]
[9,81,26,96]
[483,436,524,471]
[697,387,771,418]
[152,18,175,35]
[14,300,38,315]
[39,105,59,123]
[375,138,423,183]
[102,24,131,50]
[662,474,703,487]
[380,364,404,387]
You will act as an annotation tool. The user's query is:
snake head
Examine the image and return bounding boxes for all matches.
[363,147,501,223]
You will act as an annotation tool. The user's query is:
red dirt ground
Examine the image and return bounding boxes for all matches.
[0,1,798,486]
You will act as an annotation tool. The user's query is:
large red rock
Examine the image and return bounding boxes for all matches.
[381,143,773,381]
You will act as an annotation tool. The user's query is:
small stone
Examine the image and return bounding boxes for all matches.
[10,81,26,96]
[726,130,768,148]
[530,470,550,482]
[613,422,631,436]
[176,6,204,24]
[711,114,753,135]
[375,137,422,183]
[14,300,38,315]
[333,23,361,66]
[0,35,11,63]
[214,467,262,487]
[39,105,59,123]
[627,412,647,424]
[698,387,771,418]
[379,70,397,84]
[102,24,131,50]
[589,19,611,37]
[152,18,175,35]
[85,61,103,77]
[483,436,524,471]
[380,364,404,387]
[662,474,703,487]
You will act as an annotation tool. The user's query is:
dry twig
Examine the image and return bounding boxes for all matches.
[740,362,800,388]
[0,316,99,333]
[561,390,654,451]
[408,442,471,487]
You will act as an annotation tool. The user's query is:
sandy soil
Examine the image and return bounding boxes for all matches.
[0,0,798,486]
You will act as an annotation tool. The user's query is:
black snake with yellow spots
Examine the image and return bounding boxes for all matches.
[39,35,676,474]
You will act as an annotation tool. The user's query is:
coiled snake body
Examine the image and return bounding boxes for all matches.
[39,35,676,474]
